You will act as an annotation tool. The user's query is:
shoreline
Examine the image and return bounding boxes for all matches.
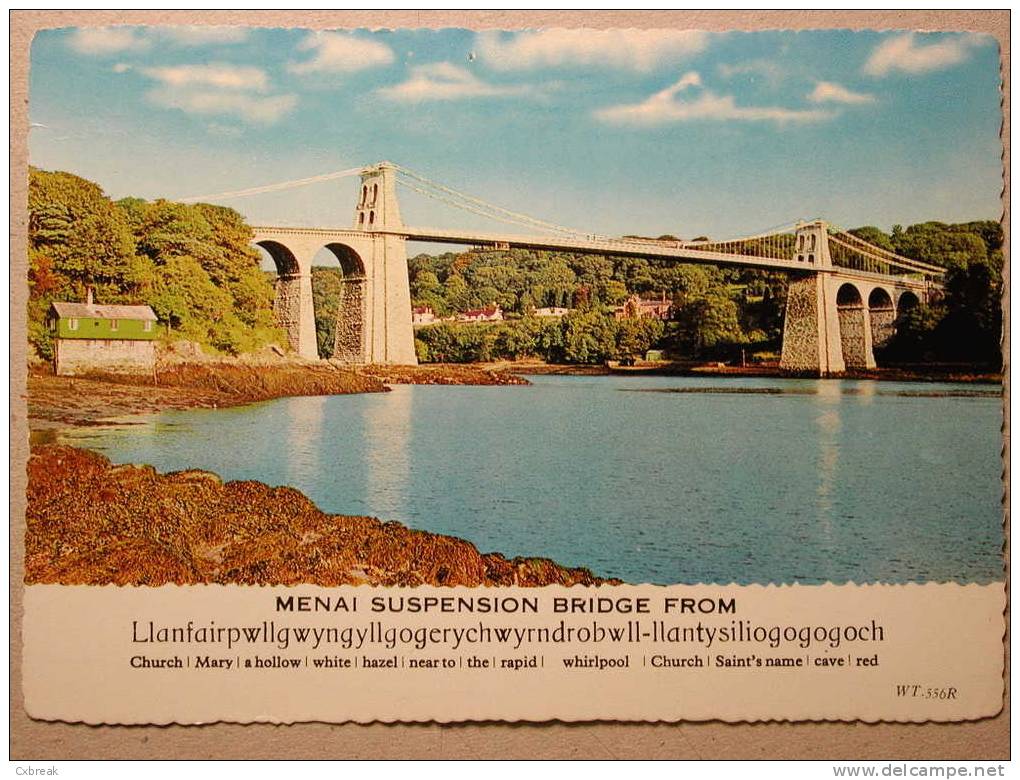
[27,357,1001,433]
[25,445,613,587]
[478,359,1003,384]
[26,360,529,431]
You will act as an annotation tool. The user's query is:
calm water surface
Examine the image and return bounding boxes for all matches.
[60,375,1004,585]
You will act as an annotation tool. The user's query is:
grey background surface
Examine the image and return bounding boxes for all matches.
[9,9,1010,759]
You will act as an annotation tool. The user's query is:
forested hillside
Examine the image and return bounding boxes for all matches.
[28,168,281,359]
[402,221,1002,366]
[849,222,1003,365]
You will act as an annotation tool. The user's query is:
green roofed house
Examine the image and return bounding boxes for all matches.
[48,289,158,377]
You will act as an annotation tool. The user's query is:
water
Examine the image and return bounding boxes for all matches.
[59,375,1004,585]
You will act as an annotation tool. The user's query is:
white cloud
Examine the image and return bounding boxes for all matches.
[595,71,832,126]
[138,64,270,92]
[121,61,292,124]
[68,27,149,55]
[718,59,784,87]
[157,26,249,46]
[288,31,394,75]
[146,88,297,124]
[863,33,986,77]
[67,25,248,56]
[808,81,875,105]
[205,123,245,138]
[377,62,530,103]
[476,29,708,72]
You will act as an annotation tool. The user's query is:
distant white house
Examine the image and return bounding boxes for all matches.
[412,305,436,324]
[456,304,503,323]
[533,307,569,318]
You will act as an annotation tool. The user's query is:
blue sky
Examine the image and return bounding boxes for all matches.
[29,26,1003,242]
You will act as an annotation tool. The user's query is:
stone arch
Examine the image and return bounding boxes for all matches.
[321,242,368,364]
[896,290,920,323]
[255,240,305,354]
[868,287,895,350]
[256,240,300,277]
[835,282,870,370]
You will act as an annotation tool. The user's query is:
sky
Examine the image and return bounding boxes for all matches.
[28,26,1004,244]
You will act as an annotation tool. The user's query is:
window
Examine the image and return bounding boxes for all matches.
[68,318,78,331]
[143,320,153,332]
[369,210,375,225]
[359,212,365,225]
[110,319,119,332]
[361,185,367,205]
[372,183,378,202]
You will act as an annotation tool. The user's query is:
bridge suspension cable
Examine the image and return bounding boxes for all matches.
[392,163,588,238]
[825,225,946,279]
[177,166,365,204]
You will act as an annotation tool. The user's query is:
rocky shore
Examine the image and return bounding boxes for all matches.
[27,360,527,431]
[353,363,530,386]
[25,446,611,587]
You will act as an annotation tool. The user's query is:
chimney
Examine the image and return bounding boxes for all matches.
[86,287,94,306]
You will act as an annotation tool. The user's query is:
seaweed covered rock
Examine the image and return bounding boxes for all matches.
[25,445,613,587]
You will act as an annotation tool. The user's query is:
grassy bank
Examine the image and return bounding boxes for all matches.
[25,445,612,587]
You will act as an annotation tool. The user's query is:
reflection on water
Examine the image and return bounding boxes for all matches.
[363,386,413,522]
[283,394,326,485]
[60,375,1004,585]
[814,382,842,543]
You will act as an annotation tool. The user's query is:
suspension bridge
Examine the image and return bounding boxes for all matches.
[183,161,944,374]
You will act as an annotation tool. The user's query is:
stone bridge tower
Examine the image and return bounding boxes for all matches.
[253,162,417,365]
[346,162,416,365]
[779,221,923,375]
[779,221,846,374]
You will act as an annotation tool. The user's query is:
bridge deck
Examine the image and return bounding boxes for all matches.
[252,225,933,290]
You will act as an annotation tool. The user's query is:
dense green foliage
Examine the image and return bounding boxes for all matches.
[850,221,1003,366]
[408,249,787,364]
[28,168,280,359]
[414,308,664,365]
[311,267,345,359]
[409,220,1002,366]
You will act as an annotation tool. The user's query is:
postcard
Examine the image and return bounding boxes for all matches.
[12,12,1008,742]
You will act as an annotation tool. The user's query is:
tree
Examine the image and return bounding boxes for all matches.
[29,168,149,301]
[311,267,345,359]
[444,274,472,312]
[671,290,745,358]
[617,316,665,360]
[849,226,895,253]
[27,168,282,359]
[562,309,618,363]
